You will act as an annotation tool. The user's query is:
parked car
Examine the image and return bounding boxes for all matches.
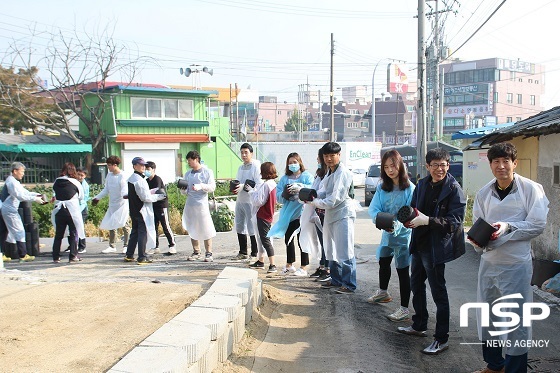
[364,163,381,206]
[351,168,367,188]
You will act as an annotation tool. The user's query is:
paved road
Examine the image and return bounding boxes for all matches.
[3,188,559,372]
[250,188,560,373]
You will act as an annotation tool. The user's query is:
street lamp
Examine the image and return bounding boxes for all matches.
[179,64,214,89]
[370,60,390,143]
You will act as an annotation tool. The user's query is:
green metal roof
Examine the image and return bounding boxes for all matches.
[0,143,92,154]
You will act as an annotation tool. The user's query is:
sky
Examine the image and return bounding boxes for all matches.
[2,0,560,109]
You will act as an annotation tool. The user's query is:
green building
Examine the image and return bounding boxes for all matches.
[79,85,241,183]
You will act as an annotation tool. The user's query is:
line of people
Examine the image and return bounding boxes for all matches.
[236,140,548,372]
[0,142,549,372]
[237,142,359,294]
[366,143,548,373]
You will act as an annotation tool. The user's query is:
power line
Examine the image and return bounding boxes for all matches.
[446,0,507,60]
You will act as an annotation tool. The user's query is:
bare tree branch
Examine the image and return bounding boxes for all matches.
[1,21,156,159]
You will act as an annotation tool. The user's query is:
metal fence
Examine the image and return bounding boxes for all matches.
[0,155,87,184]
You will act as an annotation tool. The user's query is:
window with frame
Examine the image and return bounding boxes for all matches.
[507,116,513,122]
[530,95,536,105]
[554,163,560,186]
[517,94,522,104]
[507,93,513,104]
[131,97,194,119]
[510,71,516,81]
[360,121,368,128]
[516,117,522,122]
[494,92,498,103]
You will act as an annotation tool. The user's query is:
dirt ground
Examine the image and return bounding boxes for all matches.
[0,262,283,373]
[0,261,215,372]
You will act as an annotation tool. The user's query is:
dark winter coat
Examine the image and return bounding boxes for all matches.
[409,173,466,265]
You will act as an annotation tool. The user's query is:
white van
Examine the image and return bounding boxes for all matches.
[364,163,381,206]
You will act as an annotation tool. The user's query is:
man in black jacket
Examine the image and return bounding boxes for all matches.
[125,157,165,265]
[145,161,176,255]
[397,148,466,355]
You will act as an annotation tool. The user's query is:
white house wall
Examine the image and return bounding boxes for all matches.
[462,148,495,196]
[121,149,178,184]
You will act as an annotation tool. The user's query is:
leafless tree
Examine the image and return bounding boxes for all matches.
[1,23,154,159]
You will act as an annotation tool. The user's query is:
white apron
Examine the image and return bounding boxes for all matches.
[1,175,39,243]
[298,176,324,260]
[51,177,86,239]
[127,173,159,250]
[312,163,356,262]
[181,168,216,241]
[474,176,549,355]
[96,172,129,230]
[234,161,261,235]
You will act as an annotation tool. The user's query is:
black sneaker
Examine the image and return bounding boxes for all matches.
[137,257,153,265]
[317,272,331,282]
[321,281,339,289]
[249,260,265,268]
[267,265,277,273]
[63,247,71,253]
[309,267,323,278]
[78,248,86,254]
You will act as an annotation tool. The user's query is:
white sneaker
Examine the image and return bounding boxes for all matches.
[102,247,117,254]
[122,246,127,254]
[246,255,256,263]
[367,289,393,304]
[281,266,296,275]
[168,246,177,254]
[387,306,410,322]
[293,268,308,277]
[146,248,160,255]
[187,251,201,261]
[204,253,214,262]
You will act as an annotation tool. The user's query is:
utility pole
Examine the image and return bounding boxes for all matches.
[417,0,428,179]
[319,90,323,131]
[433,0,440,140]
[330,33,335,142]
[235,83,239,141]
[395,92,400,145]
[229,84,234,138]
[305,75,309,141]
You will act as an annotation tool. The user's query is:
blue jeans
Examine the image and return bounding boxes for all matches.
[482,345,527,373]
[329,257,357,291]
[410,251,449,343]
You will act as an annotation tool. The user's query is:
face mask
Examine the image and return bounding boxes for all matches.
[288,164,300,173]
[144,171,152,178]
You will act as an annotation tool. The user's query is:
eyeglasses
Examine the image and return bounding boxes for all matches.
[429,163,448,169]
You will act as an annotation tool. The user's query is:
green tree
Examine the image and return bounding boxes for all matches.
[285,108,303,132]
[0,66,64,134]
